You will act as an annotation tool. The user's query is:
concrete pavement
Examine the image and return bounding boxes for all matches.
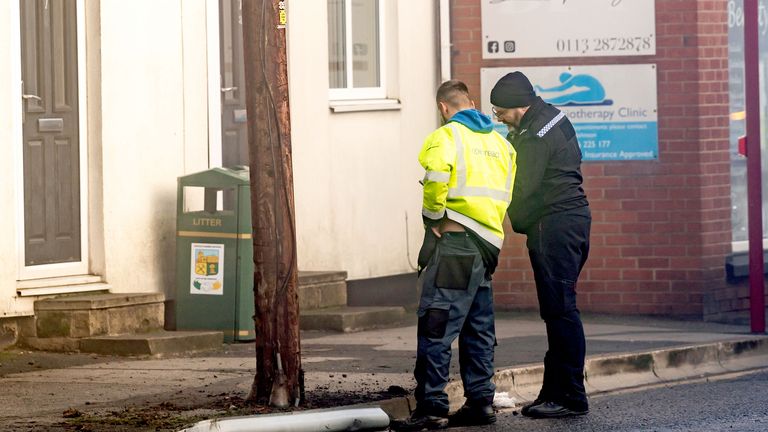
[1,311,766,431]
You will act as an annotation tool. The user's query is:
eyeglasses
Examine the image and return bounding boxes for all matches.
[492,107,502,118]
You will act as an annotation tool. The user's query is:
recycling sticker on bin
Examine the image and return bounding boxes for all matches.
[190,243,224,295]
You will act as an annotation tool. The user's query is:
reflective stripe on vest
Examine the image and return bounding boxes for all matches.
[536,111,565,138]
[422,208,446,219]
[446,209,504,249]
[449,124,468,187]
[505,142,515,195]
[448,186,509,202]
[423,170,450,183]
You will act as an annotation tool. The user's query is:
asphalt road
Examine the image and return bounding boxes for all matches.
[449,369,768,432]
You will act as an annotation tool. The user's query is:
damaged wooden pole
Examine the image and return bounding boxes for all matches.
[241,0,303,405]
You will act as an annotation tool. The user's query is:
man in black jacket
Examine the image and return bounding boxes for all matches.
[491,71,591,418]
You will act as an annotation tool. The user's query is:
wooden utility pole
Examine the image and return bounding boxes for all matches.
[241,0,303,406]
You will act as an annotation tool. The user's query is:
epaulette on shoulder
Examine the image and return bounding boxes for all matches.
[535,111,566,138]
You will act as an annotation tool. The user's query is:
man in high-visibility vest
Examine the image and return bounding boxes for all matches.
[391,80,516,431]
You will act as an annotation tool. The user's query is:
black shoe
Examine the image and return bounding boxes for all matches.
[525,401,589,419]
[520,398,546,416]
[448,404,496,427]
[390,411,449,431]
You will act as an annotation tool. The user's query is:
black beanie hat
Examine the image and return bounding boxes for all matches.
[490,71,536,108]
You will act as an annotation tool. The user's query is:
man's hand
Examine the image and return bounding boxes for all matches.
[431,226,442,238]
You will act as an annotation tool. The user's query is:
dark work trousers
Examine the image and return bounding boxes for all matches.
[526,206,591,411]
[414,232,496,416]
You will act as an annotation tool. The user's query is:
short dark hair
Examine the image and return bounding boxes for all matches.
[436,80,471,108]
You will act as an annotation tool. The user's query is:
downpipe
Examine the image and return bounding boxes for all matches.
[438,0,452,83]
[178,407,390,432]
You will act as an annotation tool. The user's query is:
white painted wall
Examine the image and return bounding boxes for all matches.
[99,0,209,298]
[288,1,437,280]
[0,1,26,316]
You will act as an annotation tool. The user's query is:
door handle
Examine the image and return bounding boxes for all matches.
[221,87,238,92]
[22,94,42,101]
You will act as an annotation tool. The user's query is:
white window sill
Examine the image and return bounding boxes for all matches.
[329,99,401,113]
[732,238,768,253]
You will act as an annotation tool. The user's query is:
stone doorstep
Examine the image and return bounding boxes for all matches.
[298,271,348,286]
[31,293,167,340]
[300,306,407,332]
[34,293,165,311]
[299,281,347,311]
[22,330,223,356]
[34,301,165,339]
[19,336,81,353]
[80,330,224,356]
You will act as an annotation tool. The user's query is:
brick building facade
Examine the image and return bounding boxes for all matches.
[450,0,766,321]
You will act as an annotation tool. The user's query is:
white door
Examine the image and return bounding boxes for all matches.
[14,0,89,281]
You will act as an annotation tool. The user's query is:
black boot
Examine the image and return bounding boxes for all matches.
[520,398,546,416]
[525,401,589,418]
[390,409,449,431]
[448,403,496,427]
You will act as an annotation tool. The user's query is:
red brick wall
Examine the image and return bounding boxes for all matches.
[708,279,751,323]
[451,0,732,317]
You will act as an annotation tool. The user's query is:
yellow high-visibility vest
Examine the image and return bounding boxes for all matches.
[419,121,516,248]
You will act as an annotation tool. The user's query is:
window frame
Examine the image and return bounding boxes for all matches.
[726,0,768,252]
[328,0,387,101]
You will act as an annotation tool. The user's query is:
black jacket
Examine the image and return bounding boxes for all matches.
[507,97,589,233]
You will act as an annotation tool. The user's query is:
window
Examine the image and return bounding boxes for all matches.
[727,0,768,250]
[328,0,386,100]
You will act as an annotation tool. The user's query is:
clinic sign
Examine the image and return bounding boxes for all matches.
[481,0,656,59]
[481,64,659,161]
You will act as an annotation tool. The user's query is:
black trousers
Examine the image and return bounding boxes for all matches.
[525,207,591,411]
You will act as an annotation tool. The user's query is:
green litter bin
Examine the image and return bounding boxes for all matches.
[175,167,255,342]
